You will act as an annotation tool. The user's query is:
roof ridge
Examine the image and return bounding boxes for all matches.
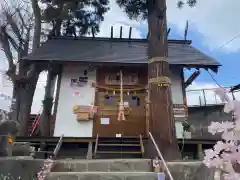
[49,36,192,45]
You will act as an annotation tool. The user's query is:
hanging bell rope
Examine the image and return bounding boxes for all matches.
[118,70,125,121]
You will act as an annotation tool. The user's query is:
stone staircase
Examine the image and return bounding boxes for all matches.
[47,159,165,180]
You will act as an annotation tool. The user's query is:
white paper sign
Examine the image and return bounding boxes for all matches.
[123,101,129,108]
[116,133,122,137]
[101,118,109,125]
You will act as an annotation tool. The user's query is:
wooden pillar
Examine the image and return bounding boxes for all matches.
[145,86,150,137]
[51,65,63,136]
[197,143,204,160]
[87,142,93,159]
[39,64,59,136]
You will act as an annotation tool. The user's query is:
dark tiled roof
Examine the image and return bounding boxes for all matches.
[22,36,220,67]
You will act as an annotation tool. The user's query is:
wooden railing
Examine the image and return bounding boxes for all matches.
[139,134,144,157]
[149,132,174,180]
[186,88,239,107]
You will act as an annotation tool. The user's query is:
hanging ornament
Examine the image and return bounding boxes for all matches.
[113,90,115,95]
[118,70,125,121]
[127,91,130,96]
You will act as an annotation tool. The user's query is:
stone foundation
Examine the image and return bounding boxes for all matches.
[167,161,214,180]
[12,142,33,156]
[0,158,215,180]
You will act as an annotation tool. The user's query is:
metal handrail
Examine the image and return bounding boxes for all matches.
[53,134,64,159]
[149,132,174,180]
[94,134,99,158]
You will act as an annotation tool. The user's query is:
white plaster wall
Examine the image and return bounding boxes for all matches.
[54,65,183,137]
[171,68,184,104]
[54,64,96,137]
[175,122,184,138]
[171,68,185,138]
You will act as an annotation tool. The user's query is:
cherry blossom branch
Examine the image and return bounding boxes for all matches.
[203,87,240,180]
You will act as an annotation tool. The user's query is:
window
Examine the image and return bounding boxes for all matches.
[104,95,116,105]
[104,95,140,107]
[124,96,140,107]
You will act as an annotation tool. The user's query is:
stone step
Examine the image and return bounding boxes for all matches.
[51,159,152,172]
[94,153,142,159]
[97,151,142,154]
[98,143,141,147]
[46,172,165,180]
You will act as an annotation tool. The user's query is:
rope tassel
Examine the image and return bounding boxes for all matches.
[118,103,125,121]
[118,70,125,121]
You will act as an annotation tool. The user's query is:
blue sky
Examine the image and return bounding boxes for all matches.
[138,23,239,88]
[181,29,239,87]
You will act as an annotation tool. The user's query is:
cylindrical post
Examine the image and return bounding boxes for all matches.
[214,93,217,104]
[202,90,207,106]
[197,144,204,160]
[199,96,202,106]
[232,91,236,100]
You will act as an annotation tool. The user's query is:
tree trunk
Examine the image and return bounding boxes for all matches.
[147,0,181,160]
[14,72,40,136]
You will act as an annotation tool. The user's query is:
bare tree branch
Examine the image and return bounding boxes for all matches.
[5,31,20,51]
[31,0,41,52]
[0,0,39,81]
[5,12,22,42]
[0,26,14,70]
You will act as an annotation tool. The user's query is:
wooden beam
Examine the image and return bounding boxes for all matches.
[129,27,132,39]
[184,71,200,88]
[120,26,123,39]
[167,28,171,36]
[111,26,113,38]
[184,20,188,41]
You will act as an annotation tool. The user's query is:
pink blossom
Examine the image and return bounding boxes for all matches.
[222,131,236,141]
[204,89,240,180]
[37,158,55,180]
[208,122,234,135]
[215,88,230,102]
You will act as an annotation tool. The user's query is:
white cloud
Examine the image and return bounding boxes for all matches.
[166,0,240,52]
[97,0,143,38]
[0,72,46,114]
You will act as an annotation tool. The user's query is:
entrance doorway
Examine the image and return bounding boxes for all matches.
[93,92,146,137]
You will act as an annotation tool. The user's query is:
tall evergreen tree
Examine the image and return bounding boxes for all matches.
[41,0,109,37]
[116,0,196,160]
